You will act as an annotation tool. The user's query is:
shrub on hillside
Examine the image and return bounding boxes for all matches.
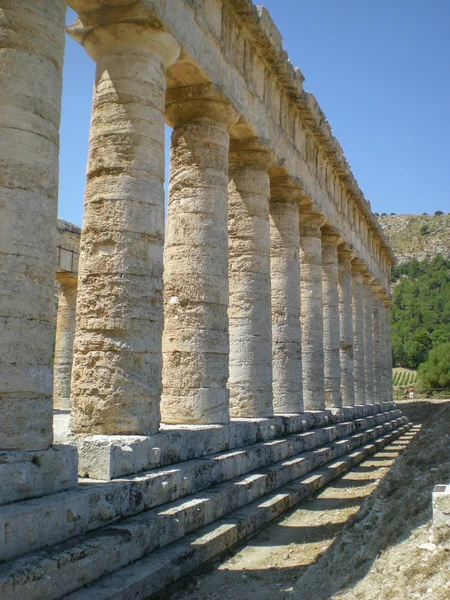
[435,210,444,216]
[417,343,450,391]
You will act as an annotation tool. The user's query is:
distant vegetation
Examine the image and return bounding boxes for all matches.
[391,255,450,370]
[392,368,417,387]
[417,342,450,391]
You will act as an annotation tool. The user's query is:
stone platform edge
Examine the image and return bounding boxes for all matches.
[0,445,78,506]
[57,403,396,479]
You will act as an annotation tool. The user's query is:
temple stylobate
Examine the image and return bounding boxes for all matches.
[0,2,404,598]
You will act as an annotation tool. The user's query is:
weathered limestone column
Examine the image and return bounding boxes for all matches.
[227,140,274,417]
[362,274,375,404]
[322,232,342,408]
[384,298,393,402]
[377,292,387,402]
[351,262,366,404]
[270,177,303,414]
[161,85,238,424]
[0,0,77,504]
[300,212,326,411]
[68,18,180,435]
[337,247,355,406]
[54,275,78,409]
[371,284,383,403]
[0,0,65,451]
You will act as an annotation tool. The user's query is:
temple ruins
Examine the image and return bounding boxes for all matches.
[0,1,411,598]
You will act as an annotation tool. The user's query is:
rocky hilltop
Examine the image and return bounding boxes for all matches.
[378,213,450,264]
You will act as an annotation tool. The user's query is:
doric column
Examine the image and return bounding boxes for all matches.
[384,298,393,402]
[377,291,387,401]
[337,246,355,406]
[227,139,274,418]
[0,0,77,505]
[322,232,342,408]
[351,261,366,404]
[68,18,180,435]
[0,0,65,450]
[270,177,303,414]
[371,284,383,403]
[362,274,375,404]
[54,274,78,409]
[299,212,326,411]
[161,85,238,424]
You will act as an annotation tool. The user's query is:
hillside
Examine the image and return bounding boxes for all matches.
[378,213,450,264]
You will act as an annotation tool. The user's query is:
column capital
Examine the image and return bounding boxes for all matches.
[351,258,367,274]
[338,244,355,261]
[321,231,343,247]
[270,175,306,204]
[68,17,180,65]
[229,138,276,172]
[362,271,376,285]
[166,83,240,129]
[299,211,327,231]
[370,281,383,294]
[384,296,393,307]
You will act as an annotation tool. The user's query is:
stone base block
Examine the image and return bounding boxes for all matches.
[56,403,396,479]
[433,483,450,542]
[0,445,78,506]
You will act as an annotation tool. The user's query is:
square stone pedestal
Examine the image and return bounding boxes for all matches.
[0,445,78,505]
[432,483,450,542]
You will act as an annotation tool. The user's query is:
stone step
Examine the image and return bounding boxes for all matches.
[62,423,412,600]
[0,417,408,600]
[60,403,398,480]
[0,407,400,562]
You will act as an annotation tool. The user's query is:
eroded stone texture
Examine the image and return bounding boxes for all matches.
[371,285,383,403]
[384,299,393,401]
[270,178,303,414]
[70,23,180,435]
[300,213,326,410]
[322,233,342,408]
[351,262,366,405]
[161,85,238,424]
[228,140,274,418]
[377,294,387,402]
[337,247,355,406]
[0,0,66,451]
[362,275,375,404]
[54,274,77,410]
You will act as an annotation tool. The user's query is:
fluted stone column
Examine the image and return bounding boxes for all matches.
[54,274,78,409]
[0,0,77,504]
[69,20,180,435]
[227,139,274,418]
[322,232,342,408]
[371,285,383,403]
[300,213,326,411]
[351,262,366,404]
[337,247,355,406]
[270,178,303,414]
[362,275,375,404]
[161,85,238,424]
[384,298,393,402]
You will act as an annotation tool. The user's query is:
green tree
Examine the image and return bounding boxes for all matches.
[417,343,450,390]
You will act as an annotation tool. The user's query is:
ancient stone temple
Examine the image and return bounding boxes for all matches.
[0,1,410,598]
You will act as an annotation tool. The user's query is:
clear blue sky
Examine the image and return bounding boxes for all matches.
[60,1,450,227]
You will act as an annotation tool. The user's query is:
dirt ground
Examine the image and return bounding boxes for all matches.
[157,399,450,600]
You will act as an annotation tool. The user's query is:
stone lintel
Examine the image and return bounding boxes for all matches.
[57,403,397,480]
[0,446,78,506]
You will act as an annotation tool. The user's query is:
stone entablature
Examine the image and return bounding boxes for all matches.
[56,219,80,275]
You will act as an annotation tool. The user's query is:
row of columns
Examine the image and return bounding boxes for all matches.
[1,3,394,470]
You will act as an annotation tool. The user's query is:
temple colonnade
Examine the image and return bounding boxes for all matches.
[0,0,394,505]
